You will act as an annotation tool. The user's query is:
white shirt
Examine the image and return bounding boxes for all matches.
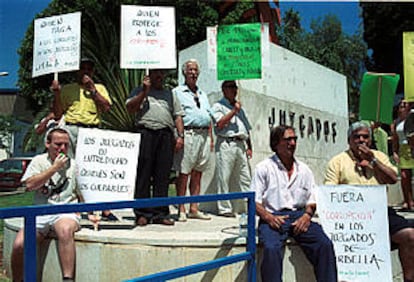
[250,154,316,213]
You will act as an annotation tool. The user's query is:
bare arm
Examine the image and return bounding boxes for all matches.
[82,75,111,112]
[358,144,398,184]
[25,154,68,191]
[174,115,184,152]
[216,101,241,129]
[126,76,150,113]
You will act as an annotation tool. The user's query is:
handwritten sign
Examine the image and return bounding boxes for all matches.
[317,185,392,282]
[120,5,176,69]
[217,23,262,80]
[32,12,81,77]
[75,128,140,203]
[403,32,414,102]
[207,24,269,69]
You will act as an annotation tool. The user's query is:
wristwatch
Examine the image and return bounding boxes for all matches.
[91,90,97,97]
[370,157,378,167]
[177,132,184,138]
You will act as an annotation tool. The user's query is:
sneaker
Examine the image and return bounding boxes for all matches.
[178,212,187,222]
[188,211,211,220]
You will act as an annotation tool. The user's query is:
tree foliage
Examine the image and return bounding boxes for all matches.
[18,1,367,135]
[360,2,414,94]
[277,9,367,117]
[17,0,254,131]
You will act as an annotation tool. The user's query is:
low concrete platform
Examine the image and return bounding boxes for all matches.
[3,205,412,282]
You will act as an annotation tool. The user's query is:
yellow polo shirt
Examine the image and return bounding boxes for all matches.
[59,83,111,125]
[324,149,397,185]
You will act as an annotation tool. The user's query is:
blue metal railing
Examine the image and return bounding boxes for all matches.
[0,191,256,282]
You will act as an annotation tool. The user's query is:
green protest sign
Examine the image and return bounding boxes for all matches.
[217,23,262,80]
[359,72,400,124]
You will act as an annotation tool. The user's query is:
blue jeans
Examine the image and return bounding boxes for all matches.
[259,210,337,282]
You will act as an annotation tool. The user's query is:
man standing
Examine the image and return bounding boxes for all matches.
[251,125,337,282]
[11,128,80,282]
[212,80,252,217]
[126,69,185,226]
[173,59,212,222]
[51,57,116,221]
[325,121,414,282]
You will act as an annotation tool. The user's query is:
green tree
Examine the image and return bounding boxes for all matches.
[360,2,414,95]
[17,0,254,136]
[278,10,367,118]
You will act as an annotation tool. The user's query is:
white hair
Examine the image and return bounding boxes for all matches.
[182,59,200,76]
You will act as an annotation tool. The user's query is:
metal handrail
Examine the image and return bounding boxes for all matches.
[0,191,256,282]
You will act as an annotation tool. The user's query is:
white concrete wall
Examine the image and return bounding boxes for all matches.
[178,41,349,213]
[178,41,348,185]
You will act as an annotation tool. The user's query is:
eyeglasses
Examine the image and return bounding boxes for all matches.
[194,96,200,108]
[352,134,370,139]
[223,84,238,89]
[283,136,298,142]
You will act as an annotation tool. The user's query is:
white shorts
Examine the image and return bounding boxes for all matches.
[173,129,211,174]
[36,213,81,236]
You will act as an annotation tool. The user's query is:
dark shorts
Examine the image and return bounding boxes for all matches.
[388,207,414,249]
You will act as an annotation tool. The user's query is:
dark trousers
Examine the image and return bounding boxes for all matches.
[134,127,174,220]
[259,210,338,282]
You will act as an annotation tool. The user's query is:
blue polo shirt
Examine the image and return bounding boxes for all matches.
[172,84,212,127]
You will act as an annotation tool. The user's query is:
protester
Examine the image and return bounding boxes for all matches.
[325,121,414,282]
[391,99,414,210]
[172,59,213,221]
[212,80,252,217]
[51,57,116,221]
[11,127,80,282]
[251,125,337,282]
[126,69,184,226]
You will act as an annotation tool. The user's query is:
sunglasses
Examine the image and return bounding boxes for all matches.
[224,84,238,89]
[352,134,370,139]
[194,96,200,108]
[283,136,298,142]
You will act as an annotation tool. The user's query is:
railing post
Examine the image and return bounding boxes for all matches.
[247,192,256,282]
[24,215,37,282]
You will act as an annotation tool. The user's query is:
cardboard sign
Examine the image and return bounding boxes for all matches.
[217,23,262,80]
[317,185,392,282]
[404,32,414,102]
[120,5,176,69]
[32,12,81,77]
[75,128,140,203]
[207,24,269,69]
[359,72,399,125]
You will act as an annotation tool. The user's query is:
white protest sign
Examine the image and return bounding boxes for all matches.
[75,128,140,203]
[120,5,176,69]
[317,185,392,282]
[33,12,81,77]
[206,23,269,69]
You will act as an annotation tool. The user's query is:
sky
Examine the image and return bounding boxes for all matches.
[0,0,362,89]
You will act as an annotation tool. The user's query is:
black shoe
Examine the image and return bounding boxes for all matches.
[152,218,175,225]
[135,216,148,226]
[219,212,236,218]
[101,213,119,221]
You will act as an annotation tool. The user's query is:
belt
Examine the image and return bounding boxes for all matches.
[184,126,209,130]
[66,122,98,128]
[221,136,245,142]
